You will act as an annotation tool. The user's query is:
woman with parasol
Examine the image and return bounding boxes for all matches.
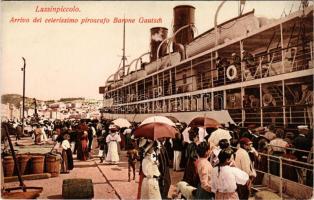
[134,116,177,199]
[140,140,161,200]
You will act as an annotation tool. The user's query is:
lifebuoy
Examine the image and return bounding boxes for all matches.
[158,86,163,96]
[263,93,273,106]
[226,65,238,80]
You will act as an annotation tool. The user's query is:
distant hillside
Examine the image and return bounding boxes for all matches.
[1,94,42,108]
[60,97,85,102]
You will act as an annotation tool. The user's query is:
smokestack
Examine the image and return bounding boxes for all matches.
[150,27,168,62]
[173,5,195,46]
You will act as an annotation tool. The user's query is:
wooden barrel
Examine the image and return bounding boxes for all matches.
[45,154,61,177]
[3,156,14,177]
[17,155,30,175]
[62,179,94,199]
[31,155,44,174]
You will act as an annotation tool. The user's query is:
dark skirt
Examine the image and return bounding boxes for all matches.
[182,158,199,187]
[61,150,68,173]
[196,184,214,200]
[66,148,74,170]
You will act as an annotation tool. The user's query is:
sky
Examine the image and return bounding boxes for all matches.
[0,1,305,101]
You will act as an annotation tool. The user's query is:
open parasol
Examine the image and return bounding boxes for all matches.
[112,118,131,128]
[140,116,175,127]
[207,128,232,146]
[188,117,220,128]
[134,122,177,140]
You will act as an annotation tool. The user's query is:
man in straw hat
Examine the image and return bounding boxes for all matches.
[235,137,257,200]
[297,84,313,128]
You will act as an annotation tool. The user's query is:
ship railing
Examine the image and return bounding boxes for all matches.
[242,42,312,81]
[209,41,313,88]
[108,41,312,104]
[255,150,313,199]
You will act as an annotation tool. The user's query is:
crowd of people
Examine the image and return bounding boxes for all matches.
[2,117,313,199]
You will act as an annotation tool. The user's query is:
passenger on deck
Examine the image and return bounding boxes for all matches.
[263,125,276,141]
[242,50,255,80]
[297,85,313,128]
[216,57,230,85]
[268,129,288,176]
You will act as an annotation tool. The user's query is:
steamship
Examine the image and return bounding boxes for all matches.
[98,3,313,198]
[99,3,313,129]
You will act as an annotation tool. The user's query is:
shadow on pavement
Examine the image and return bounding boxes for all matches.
[73,164,97,168]
[110,167,122,171]
[47,194,62,199]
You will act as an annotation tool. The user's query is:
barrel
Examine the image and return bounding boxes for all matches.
[62,179,94,199]
[17,154,30,175]
[3,156,14,177]
[31,155,45,174]
[45,153,61,177]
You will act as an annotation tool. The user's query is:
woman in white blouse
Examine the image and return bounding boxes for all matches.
[140,141,161,200]
[211,148,249,200]
[61,134,74,173]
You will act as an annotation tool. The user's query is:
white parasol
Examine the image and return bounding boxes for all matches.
[112,118,131,128]
[140,116,176,127]
[207,128,232,146]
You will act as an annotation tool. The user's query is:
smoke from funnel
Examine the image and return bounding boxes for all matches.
[150,27,168,61]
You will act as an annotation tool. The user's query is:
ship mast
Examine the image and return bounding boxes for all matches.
[122,16,126,77]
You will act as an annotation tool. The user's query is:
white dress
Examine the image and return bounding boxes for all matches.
[105,133,121,162]
[141,155,161,200]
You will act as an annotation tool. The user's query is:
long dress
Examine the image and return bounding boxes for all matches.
[141,155,161,200]
[183,142,199,187]
[77,131,89,161]
[105,132,121,162]
[61,139,72,173]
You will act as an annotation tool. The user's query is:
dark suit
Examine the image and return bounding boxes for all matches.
[158,145,171,199]
[293,134,311,161]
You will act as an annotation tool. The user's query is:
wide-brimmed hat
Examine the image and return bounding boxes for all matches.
[297,125,309,130]
[109,124,119,131]
[255,127,265,134]
[144,140,155,154]
[139,138,147,148]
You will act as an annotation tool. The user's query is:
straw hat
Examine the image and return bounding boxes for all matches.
[297,125,309,130]
[144,140,155,154]
[139,138,148,148]
[109,124,119,131]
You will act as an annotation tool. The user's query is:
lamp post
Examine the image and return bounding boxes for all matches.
[21,57,26,139]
